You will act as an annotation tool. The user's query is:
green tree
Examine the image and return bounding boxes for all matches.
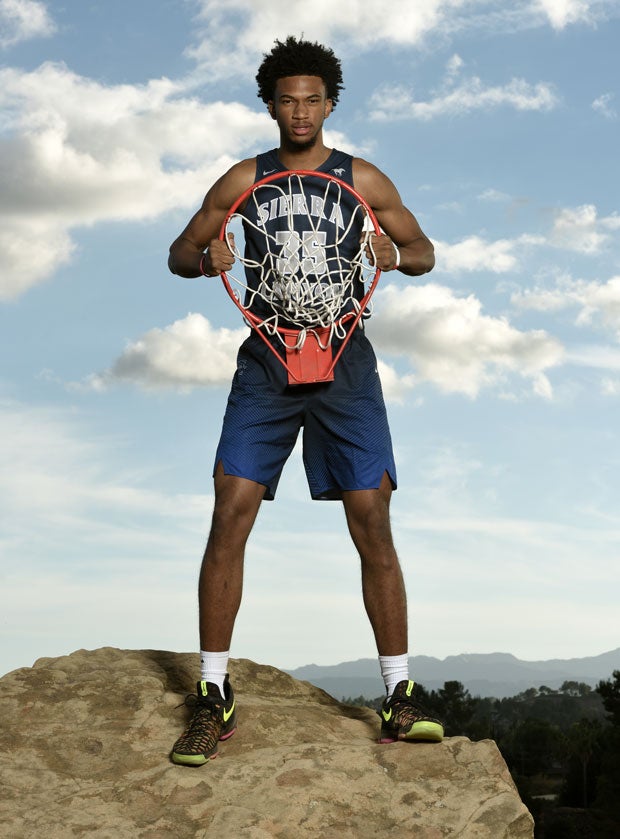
[561,718,602,808]
[597,671,620,725]
[435,680,477,736]
[561,680,593,697]
[594,672,620,820]
[501,717,564,777]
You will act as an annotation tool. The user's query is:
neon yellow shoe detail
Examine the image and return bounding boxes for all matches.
[378,680,444,744]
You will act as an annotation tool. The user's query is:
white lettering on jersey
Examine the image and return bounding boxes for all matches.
[256,194,343,228]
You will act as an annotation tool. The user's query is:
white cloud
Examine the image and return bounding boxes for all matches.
[0,57,369,301]
[90,290,567,398]
[0,62,278,299]
[186,0,451,78]
[565,343,620,370]
[477,188,512,203]
[376,359,415,403]
[366,26,561,125]
[550,204,618,253]
[592,92,617,120]
[601,377,620,395]
[0,0,54,47]
[535,0,592,29]
[511,284,572,313]
[186,0,617,80]
[564,343,620,397]
[435,204,620,277]
[445,53,465,80]
[370,282,563,397]
[86,313,246,391]
[0,218,75,298]
[0,397,211,555]
[369,76,558,122]
[434,234,543,274]
[513,275,620,339]
[0,4,610,300]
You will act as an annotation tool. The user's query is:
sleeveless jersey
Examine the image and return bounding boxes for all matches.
[241,149,366,324]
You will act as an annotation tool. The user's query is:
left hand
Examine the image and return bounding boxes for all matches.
[362,233,400,271]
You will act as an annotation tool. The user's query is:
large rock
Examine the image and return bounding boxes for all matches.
[0,647,533,838]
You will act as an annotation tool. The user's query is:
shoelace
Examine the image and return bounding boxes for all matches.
[176,692,221,711]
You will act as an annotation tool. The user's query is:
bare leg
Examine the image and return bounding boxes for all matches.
[198,462,266,651]
[342,472,408,656]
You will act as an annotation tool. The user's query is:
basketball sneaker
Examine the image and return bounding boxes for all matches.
[378,679,444,743]
[171,676,237,766]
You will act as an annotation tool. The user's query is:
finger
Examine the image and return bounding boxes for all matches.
[363,236,378,265]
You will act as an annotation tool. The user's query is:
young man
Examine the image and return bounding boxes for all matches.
[168,36,443,766]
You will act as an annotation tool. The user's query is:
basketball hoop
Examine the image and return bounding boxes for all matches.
[218,170,382,385]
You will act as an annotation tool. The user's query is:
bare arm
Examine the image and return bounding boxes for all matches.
[168,158,256,278]
[352,159,435,277]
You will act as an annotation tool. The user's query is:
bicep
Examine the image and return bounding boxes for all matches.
[354,159,429,246]
[174,205,223,253]
[171,159,255,252]
[173,182,235,252]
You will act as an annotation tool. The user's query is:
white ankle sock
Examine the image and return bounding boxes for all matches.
[200,650,229,697]
[379,653,409,699]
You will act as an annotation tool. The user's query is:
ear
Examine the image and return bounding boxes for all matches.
[324,98,333,118]
[267,101,276,120]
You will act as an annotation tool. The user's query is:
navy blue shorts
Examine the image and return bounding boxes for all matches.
[213,329,397,500]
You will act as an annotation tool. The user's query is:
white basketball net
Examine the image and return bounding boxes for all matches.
[223,173,378,350]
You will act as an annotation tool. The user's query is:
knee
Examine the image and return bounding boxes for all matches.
[209,485,263,550]
[348,505,396,556]
[359,547,401,583]
[209,498,252,546]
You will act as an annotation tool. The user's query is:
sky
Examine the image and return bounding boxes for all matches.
[1,0,619,678]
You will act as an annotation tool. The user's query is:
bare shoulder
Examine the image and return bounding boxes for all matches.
[351,157,402,211]
[204,157,257,212]
[172,157,256,250]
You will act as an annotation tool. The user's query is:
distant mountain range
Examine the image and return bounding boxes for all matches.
[285,648,620,700]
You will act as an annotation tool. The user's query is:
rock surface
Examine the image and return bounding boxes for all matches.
[0,647,534,838]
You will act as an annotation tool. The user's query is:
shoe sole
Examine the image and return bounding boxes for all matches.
[379,721,444,744]
[171,726,237,766]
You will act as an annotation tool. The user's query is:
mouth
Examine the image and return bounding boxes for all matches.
[292,124,312,136]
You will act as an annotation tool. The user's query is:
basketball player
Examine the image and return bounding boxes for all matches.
[168,36,443,765]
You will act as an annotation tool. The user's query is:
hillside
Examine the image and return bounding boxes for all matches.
[286,648,620,700]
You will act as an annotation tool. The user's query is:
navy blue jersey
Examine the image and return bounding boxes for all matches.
[240,149,366,325]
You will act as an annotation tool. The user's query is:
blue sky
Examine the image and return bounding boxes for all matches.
[1,0,619,677]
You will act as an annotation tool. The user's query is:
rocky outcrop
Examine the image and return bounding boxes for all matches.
[0,647,534,837]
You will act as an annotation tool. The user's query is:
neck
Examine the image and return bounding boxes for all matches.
[277,139,332,171]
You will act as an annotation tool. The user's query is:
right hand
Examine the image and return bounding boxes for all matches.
[201,233,236,276]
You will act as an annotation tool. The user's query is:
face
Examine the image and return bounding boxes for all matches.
[268,75,333,150]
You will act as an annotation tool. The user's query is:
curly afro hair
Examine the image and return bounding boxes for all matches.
[256,36,344,108]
